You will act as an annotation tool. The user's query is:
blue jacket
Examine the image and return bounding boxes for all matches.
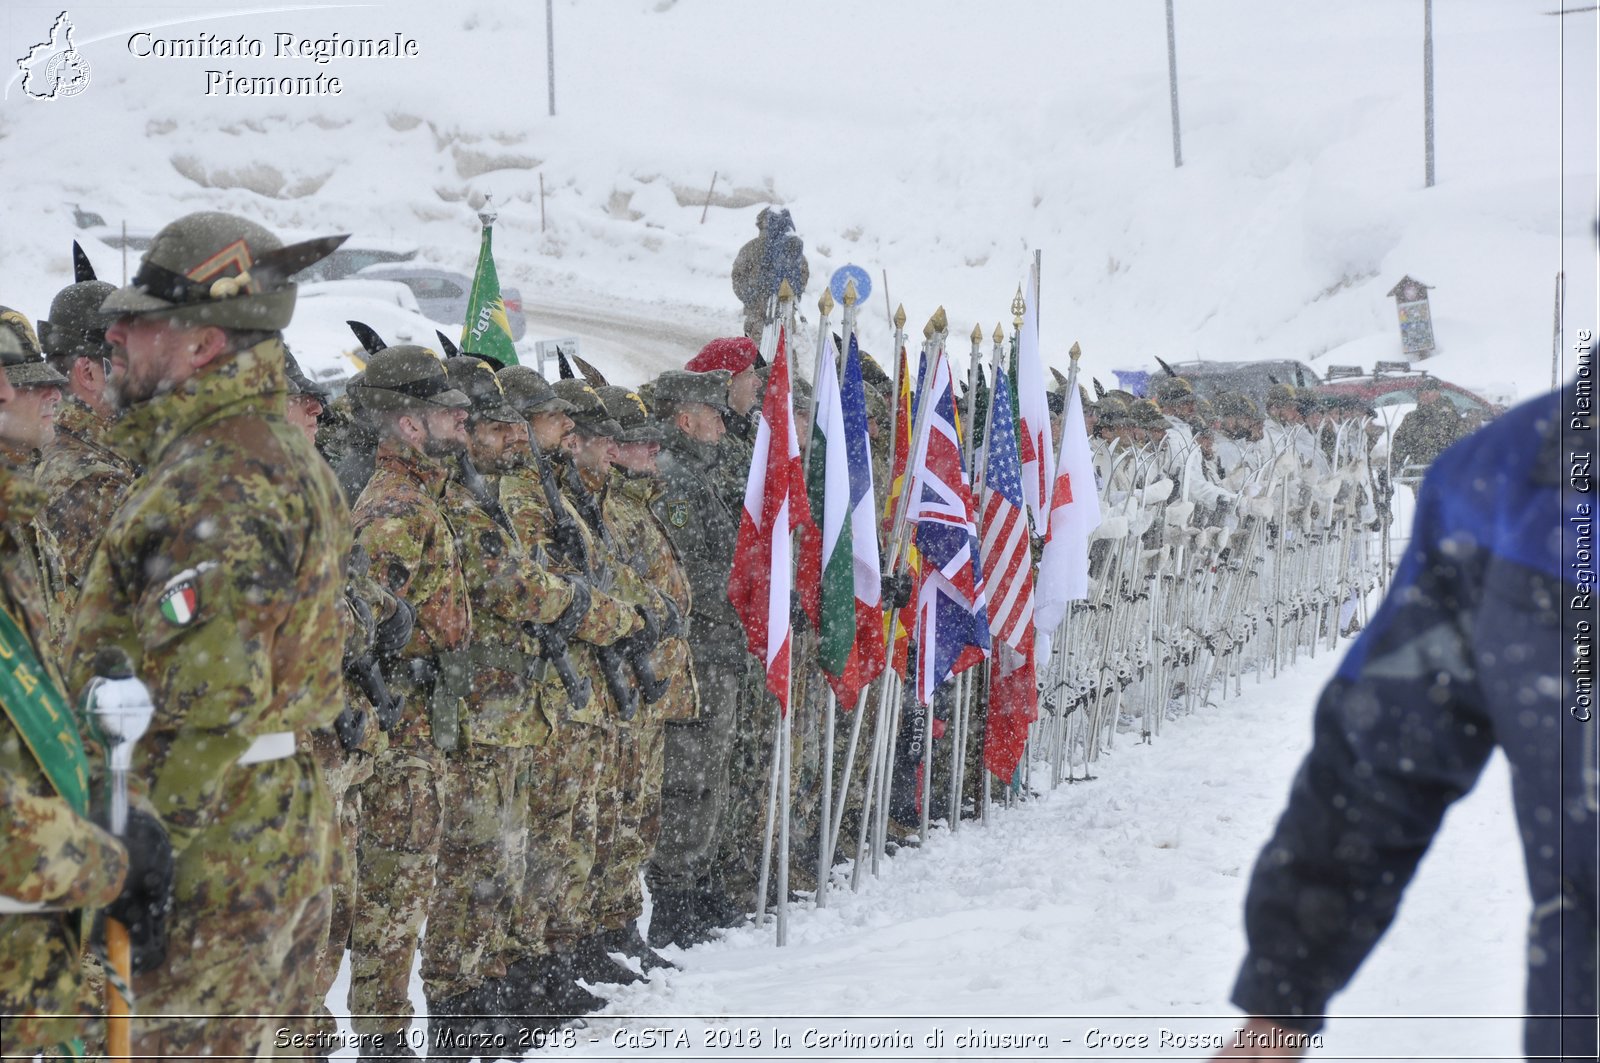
[1232,388,1598,1061]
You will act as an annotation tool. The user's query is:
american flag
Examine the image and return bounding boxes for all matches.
[980,363,1036,653]
[979,363,1040,780]
[906,347,989,705]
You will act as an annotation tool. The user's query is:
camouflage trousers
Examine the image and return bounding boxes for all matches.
[648,646,745,892]
[420,743,531,1003]
[505,720,603,960]
[309,768,365,1042]
[589,712,667,929]
[130,752,337,1058]
[349,749,442,1035]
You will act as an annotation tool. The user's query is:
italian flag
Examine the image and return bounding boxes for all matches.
[799,334,885,708]
[728,327,812,714]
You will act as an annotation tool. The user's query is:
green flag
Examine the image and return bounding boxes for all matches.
[460,223,519,368]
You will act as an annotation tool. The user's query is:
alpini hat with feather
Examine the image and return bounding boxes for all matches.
[101,211,346,331]
[348,345,470,414]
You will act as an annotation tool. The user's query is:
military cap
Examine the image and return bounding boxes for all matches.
[1126,399,1170,429]
[0,308,67,388]
[596,385,665,443]
[1211,391,1261,420]
[1265,382,1297,408]
[686,336,759,375]
[791,374,814,413]
[1150,375,1195,405]
[445,356,522,423]
[38,281,116,364]
[101,211,345,331]
[347,345,470,413]
[1097,389,1135,417]
[553,378,623,437]
[651,369,730,413]
[283,346,331,404]
[497,364,575,416]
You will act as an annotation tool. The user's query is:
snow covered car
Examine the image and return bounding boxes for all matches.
[1310,362,1502,417]
[293,237,419,282]
[282,279,453,386]
[1158,358,1323,407]
[355,264,527,341]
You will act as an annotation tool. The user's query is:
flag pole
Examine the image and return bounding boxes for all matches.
[777,280,800,946]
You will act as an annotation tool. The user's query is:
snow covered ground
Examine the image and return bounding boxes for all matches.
[320,643,1526,1061]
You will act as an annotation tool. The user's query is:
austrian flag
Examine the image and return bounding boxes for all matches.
[728,328,813,714]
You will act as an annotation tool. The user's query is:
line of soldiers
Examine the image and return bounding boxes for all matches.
[0,211,867,1063]
[0,207,1420,1062]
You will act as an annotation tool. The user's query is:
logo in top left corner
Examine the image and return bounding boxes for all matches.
[17,11,91,101]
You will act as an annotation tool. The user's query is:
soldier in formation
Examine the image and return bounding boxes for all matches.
[1,203,1420,1062]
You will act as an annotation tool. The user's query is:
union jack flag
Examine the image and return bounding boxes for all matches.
[906,347,989,704]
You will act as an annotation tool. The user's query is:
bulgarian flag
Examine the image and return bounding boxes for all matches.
[460,220,519,367]
[799,334,884,708]
[729,327,813,713]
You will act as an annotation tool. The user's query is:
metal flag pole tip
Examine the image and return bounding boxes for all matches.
[894,303,907,329]
[842,277,859,307]
[819,287,835,317]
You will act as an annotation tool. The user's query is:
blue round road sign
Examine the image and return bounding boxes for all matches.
[828,265,872,306]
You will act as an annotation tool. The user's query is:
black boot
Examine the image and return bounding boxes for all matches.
[359,1031,420,1062]
[601,922,679,972]
[493,958,564,1037]
[646,887,712,949]
[568,931,644,985]
[425,989,484,1062]
[540,951,609,1017]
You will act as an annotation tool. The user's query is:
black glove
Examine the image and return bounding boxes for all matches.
[623,605,661,655]
[881,570,914,610]
[551,578,592,641]
[96,809,174,974]
[656,595,684,640]
[551,517,588,568]
[373,598,416,658]
[334,703,369,751]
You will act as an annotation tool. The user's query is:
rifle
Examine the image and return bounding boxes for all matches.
[454,453,592,709]
[526,444,650,720]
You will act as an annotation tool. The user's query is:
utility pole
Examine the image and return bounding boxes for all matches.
[546,0,556,117]
[1166,0,1183,168]
[1424,0,1435,187]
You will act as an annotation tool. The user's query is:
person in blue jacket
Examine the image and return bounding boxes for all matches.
[1218,385,1598,1061]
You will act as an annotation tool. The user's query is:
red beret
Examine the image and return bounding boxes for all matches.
[686,336,758,375]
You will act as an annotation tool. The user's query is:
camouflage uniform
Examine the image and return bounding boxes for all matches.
[305,546,392,1048]
[33,397,138,648]
[495,459,640,959]
[420,466,573,1008]
[647,407,752,911]
[0,461,128,1058]
[347,436,465,1036]
[67,337,348,1058]
[601,467,696,927]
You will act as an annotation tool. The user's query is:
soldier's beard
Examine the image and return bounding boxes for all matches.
[421,431,467,459]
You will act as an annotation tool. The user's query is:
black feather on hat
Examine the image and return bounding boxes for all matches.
[72,241,96,283]
[557,349,575,380]
[347,320,388,355]
[435,330,461,358]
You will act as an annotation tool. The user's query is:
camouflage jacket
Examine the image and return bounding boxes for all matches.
[0,443,60,646]
[0,466,127,1055]
[443,468,580,747]
[653,425,744,655]
[604,469,698,721]
[351,439,470,757]
[67,338,351,852]
[34,397,139,644]
[497,457,641,727]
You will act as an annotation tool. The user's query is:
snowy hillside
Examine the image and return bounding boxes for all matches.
[1,0,1593,398]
